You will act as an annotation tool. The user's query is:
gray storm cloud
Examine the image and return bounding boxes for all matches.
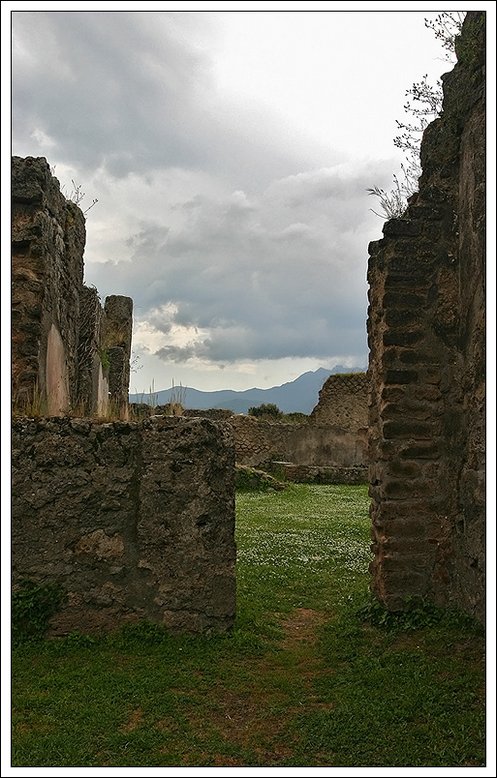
[12,11,329,186]
[87,164,383,365]
[12,10,400,373]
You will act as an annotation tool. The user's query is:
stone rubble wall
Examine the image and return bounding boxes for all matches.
[310,372,368,430]
[12,416,236,635]
[12,157,85,414]
[12,156,133,417]
[267,462,367,486]
[104,295,134,415]
[128,403,368,478]
[366,12,485,620]
[183,408,235,421]
[231,414,367,470]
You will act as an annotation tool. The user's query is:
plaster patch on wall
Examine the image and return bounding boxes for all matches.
[46,323,69,415]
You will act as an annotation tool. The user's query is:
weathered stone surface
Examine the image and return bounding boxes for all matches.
[221,371,370,479]
[310,372,368,430]
[12,157,85,412]
[230,414,366,470]
[12,416,236,635]
[104,295,133,412]
[268,462,368,485]
[12,157,133,418]
[367,12,485,621]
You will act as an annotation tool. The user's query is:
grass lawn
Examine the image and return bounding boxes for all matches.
[11,484,485,767]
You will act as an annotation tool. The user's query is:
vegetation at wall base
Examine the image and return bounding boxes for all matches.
[235,464,286,492]
[12,579,66,643]
[356,596,484,635]
[11,485,485,767]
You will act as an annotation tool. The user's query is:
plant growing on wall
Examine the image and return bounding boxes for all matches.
[12,579,66,643]
[368,12,465,219]
[51,167,99,215]
[99,348,110,373]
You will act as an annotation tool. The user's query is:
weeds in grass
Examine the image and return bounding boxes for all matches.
[356,596,484,634]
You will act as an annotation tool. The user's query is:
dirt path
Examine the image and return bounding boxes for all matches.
[177,607,334,766]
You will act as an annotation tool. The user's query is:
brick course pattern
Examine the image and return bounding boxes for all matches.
[367,12,485,620]
[12,416,236,635]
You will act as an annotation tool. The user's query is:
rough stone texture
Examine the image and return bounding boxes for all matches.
[12,157,133,417]
[12,157,85,413]
[367,13,485,620]
[12,416,236,635]
[143,384,369,482]
[310,372,368,430]
[268,462,368,485]
[183,408,235,421]
[104,295,134,415]
[231,414,366,470]
[130,379,368,479]
[77,286,109,417]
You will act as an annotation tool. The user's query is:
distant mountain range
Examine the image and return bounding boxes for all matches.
[129,365,365,415]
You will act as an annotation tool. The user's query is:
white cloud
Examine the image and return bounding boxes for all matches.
[86,161,388,373]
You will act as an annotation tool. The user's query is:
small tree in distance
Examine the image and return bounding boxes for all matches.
[248,403,283,420]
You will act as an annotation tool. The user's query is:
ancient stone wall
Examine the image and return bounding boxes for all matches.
[310,372,368,430]
[12,416,236,635]
[267,462,367,486]
[231,414,366,471]
[104,295,134,416]
[367,12,485,620]
[183,408,235,421]
[228,373,368,477]
[12,157,133,417]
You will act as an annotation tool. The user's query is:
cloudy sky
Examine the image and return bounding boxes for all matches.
[9,3,469,392]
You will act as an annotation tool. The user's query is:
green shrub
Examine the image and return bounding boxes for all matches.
[12,579,66,643]
[248,403,282,419]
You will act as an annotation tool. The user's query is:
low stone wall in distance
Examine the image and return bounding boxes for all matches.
[231,414,367,470]
[12,416,236,635]
[267,462,368,485]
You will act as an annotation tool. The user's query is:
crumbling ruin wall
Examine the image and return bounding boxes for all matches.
[231,414,366,471]
[310,372,368,429]
[229,373,368,479]
[12,157,85,414]
[104,295,134,416]
[12,156,133,416]
[183,408,235,421]
[12,416,236,635]
[367,12,485,620]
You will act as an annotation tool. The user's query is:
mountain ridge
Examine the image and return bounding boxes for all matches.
[129,365,365,414]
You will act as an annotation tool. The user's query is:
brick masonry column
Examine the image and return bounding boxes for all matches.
[366,12,485,619]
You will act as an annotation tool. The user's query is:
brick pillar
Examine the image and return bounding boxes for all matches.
[366,12,485,619]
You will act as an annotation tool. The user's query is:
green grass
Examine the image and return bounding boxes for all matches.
[11,484,485,767]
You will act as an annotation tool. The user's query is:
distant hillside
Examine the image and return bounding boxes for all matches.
[129,366,365,415]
